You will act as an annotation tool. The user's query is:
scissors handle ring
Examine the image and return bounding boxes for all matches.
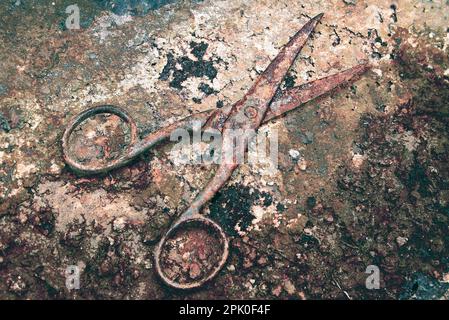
[62,105,138,174]
[154,215,229,289]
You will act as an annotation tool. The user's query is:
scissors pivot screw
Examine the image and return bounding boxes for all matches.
[244,106,258,119]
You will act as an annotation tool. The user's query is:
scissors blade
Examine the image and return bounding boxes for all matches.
[205,13,324,132]
[263,62,370,122]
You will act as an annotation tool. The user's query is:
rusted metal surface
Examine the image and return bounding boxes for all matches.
[265,63,370,121]
[62,12,371,289]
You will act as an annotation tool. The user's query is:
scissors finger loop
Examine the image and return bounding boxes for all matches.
[62,105,138,174]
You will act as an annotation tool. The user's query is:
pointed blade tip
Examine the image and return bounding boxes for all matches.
[314,13,324,20]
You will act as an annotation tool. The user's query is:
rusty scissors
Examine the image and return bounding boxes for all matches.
[62,13,369,289]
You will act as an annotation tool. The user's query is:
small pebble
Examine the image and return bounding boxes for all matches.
[396,236,408,247]
[272,285,282,297]
[113,217,126,231]
[289,149,300,159]
[49,163,62,175]
[257,256,268,266]
[298,159,307,171]
[444,69,449,78]
[443,273,449,283]
[283,279,296,295]
[372,69,383,77]
[352,154,365,168]
[189,263,201,279]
